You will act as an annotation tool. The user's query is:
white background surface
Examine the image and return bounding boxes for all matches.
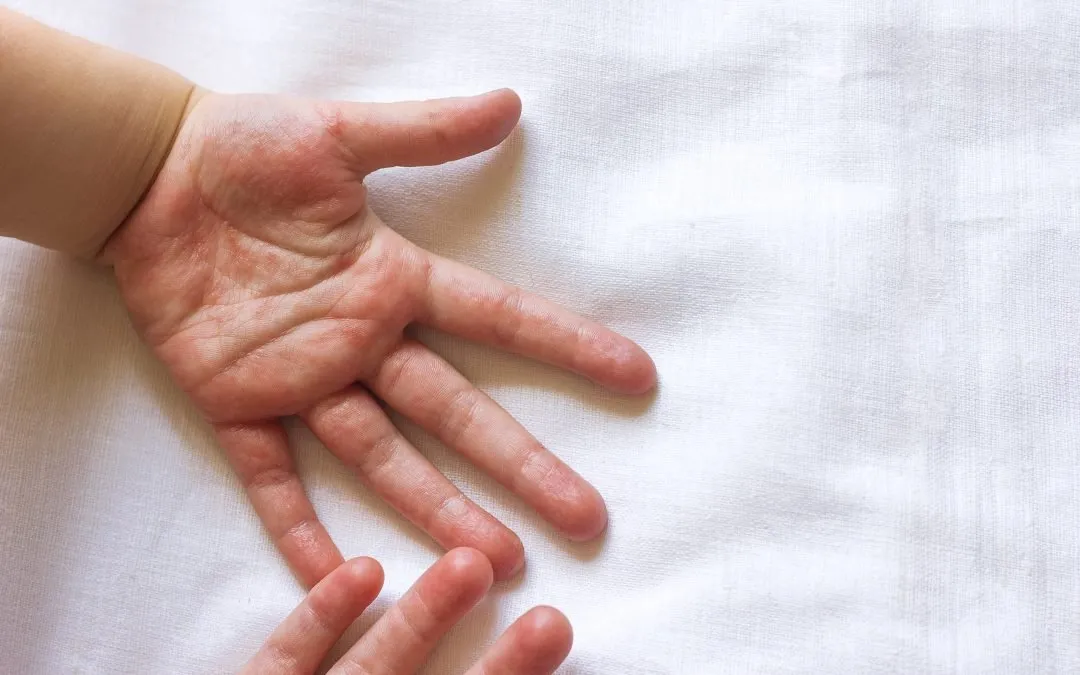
[3,0,1080,672]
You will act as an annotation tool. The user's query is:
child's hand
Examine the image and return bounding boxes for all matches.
[103,89,656,586]
[242,549,572,675]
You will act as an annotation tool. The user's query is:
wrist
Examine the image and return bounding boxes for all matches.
[0,9,196,258]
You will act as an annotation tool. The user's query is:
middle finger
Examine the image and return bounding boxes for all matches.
[366,341,608,542]
[302,386,524,580]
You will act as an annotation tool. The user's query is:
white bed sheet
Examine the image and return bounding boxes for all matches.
[2,0,1080,672]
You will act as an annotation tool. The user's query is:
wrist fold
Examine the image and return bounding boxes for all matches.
[0,9,194,258]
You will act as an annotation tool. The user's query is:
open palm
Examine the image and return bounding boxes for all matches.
[103,88,656,585]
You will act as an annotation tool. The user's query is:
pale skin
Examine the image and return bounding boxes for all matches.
[244,549,574,675]
[102,87,658,586]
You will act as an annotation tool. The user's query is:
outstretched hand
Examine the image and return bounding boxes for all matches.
[104,88,656,585]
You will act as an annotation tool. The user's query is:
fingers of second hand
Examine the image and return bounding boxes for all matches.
[301,386,525,580]
[368,342,608,543]
[215,421,343,588]
[329,548,494,675]
[416,253,658,396]
[241,557,384,675]
[463,606,574,675]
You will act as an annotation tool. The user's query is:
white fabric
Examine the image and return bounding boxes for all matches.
[3,0,1080,672]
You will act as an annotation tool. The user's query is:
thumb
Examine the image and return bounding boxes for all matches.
[328,88,522,173]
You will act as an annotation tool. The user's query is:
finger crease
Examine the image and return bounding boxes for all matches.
[301,601,337,637]
[492,286,525,348]
[516,447,559,494]
[262,642,300,673]
[357,429,399,478]
[427,493,467,531]
[438,388,480,448]
[396,595,433,646]
[417,255,435,321]
[245,466,295,491]
[375,346,415,395]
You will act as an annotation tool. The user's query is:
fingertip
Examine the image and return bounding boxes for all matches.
[338,556,385,600]
[542,465,607,542]
[441,547,496,595]
[608,341,658,396]
[521,606,573,648]
[492,87,522,104]
[560,483,609,542]
[575,330,657,396]
[489,88,522,123]
[304,557,384,627]
[470,88,522,145]
[485,530,527,582]
[482,87,522,111]
[515,606,574,669]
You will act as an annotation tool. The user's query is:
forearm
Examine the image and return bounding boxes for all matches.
[0,8,194,258]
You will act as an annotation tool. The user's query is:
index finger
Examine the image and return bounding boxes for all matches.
[417,253,657,395]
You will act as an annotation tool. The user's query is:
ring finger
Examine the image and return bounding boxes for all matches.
[302,386,524,579]
[367,341,607,542]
